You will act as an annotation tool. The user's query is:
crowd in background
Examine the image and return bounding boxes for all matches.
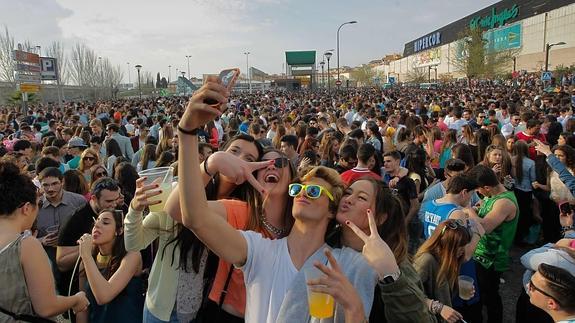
[1,74,575,323]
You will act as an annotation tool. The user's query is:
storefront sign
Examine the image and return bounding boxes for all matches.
[470,4,519,30]
[483,23,522,52]
[413,32,442,53]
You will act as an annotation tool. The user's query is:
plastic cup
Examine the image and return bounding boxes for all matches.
[304,266,335,319]
[138,167,174,213]
[458,275,475,300]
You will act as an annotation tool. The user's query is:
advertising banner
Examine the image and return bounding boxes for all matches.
[483,23,522,52]
[414,48,441,68]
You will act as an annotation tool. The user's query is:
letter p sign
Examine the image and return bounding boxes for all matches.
[40,57,58,80]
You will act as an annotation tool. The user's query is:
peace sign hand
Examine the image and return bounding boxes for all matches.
[345,209,400,280]
[209,151,274,194]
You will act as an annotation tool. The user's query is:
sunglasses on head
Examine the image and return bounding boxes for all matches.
[440,219,469,236]
[264,157,290,168]
[288,183,334,201]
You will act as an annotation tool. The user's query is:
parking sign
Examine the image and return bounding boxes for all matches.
[40,57,58,80]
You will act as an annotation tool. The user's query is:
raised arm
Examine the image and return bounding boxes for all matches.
[535,139,575,196]
[177,79,263,266]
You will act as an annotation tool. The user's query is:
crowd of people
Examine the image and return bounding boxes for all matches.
[1,73,575,323]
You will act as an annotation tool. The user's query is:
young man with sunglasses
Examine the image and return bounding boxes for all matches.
[175,78,378,323]
[528,263,575,323]
[466,164,519,323]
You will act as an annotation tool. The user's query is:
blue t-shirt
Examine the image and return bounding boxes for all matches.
[419,200,460,239]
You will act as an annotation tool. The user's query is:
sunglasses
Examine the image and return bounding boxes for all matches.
[83,156,95,161]
[440,219,469,236]
[264,157,290,168]
[288,183,334,201]
[528,279,561,306]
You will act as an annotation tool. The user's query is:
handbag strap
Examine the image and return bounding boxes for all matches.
[218,264,235,307]
[0,305,55,323]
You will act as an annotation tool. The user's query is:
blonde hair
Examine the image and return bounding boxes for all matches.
[79,148,100,172]
[298,166,344,215]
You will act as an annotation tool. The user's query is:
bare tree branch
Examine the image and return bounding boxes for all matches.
[0,25,15,83]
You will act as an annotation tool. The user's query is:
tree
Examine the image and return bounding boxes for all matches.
[350,64,377,86]
[45,41,69,84]
[452,27,519,80]
[405,66,428,83]
[70,42,99,86]
[156,72,161,89]
[160,77,168,88]
[0,26,15,83]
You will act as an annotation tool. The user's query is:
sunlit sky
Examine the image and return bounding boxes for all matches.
[1,0,498,82]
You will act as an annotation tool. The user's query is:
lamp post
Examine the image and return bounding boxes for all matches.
[545,41,566,71]
[324,51,333,93]
[135,64,142,99]
[319,61,325,88]
[512,57,517,72]
[126,62,131,86]
[337,20,357,85]
[244,51,251,93]
[185,55,191,79]
[181,71,186,79]
[168,65,172,83]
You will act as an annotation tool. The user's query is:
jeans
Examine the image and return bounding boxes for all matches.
[143,304,179,323]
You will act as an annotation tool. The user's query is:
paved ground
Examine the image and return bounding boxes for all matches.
[500,245,531,323]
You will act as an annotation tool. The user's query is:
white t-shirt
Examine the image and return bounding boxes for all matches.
[239,231,299,323]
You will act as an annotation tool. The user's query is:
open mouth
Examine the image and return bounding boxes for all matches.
[265,174,279,183]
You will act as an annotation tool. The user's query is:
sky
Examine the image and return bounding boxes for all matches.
[1,0,499,82]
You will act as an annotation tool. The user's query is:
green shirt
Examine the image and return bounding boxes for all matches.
[473,190,519,271]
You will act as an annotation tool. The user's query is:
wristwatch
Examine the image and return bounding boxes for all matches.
[379,270,401,285]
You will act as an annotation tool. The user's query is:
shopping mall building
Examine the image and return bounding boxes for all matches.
[384,0,575,81]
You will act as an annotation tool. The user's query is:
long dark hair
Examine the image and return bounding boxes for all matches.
[513,140,529,182]
[405,148,428,192]
[327,178,408,264]
[93,209,128,279]
[0,162,37,216]
[164,134,263,273]
[114,162,139,205]
[105,138,123,158]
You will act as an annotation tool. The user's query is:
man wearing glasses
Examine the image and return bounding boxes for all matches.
[501,113,521,138]
[528,263,575,323]
[470,111,486,131]
[37,167,86,287]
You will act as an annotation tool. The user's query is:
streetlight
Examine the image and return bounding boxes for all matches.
[168,65,172,83]
[545,41,566,71]
[181,71,186,78]
[324,51,333,93]
[126,62,131,86]
[185,55,191,79]
[319,61,325,88]
[36,45,41,56]
[135,64,142,99]
[337,20,357,84]
[244,52,251,93]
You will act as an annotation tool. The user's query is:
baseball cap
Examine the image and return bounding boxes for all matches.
[67,137,87,148]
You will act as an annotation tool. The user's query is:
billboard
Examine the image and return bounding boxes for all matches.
[483,23,522,52]
[413,48,441,68]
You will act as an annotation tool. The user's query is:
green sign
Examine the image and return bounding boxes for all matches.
[483,23,522,52]
[470,4,519,30]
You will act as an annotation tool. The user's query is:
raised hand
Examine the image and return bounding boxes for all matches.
[534,139,552,156]
[131,177,162,212]
[208,151,273,193]
[179,76,230,132]
[307,249,365,319]
[345,209,399,279]
[77,234,93,259]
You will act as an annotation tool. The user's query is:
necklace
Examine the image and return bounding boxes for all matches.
[260,215,287,237]
[97,253,111,266]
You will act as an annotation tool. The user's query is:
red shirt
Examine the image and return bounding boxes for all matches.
[515,131,546,160]
[340,167,382,186]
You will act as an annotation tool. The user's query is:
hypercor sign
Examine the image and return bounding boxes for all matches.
[413,32,442,53]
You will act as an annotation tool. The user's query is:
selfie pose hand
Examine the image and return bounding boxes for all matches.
[179,76,229,132]
[345,209,400,279]
[307,249,366,322]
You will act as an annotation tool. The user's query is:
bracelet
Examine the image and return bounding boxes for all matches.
[177,125,200,136]
[203,154,214,177]
[431,300,444,315]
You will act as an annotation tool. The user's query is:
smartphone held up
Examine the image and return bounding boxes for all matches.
[204,68,240,106]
